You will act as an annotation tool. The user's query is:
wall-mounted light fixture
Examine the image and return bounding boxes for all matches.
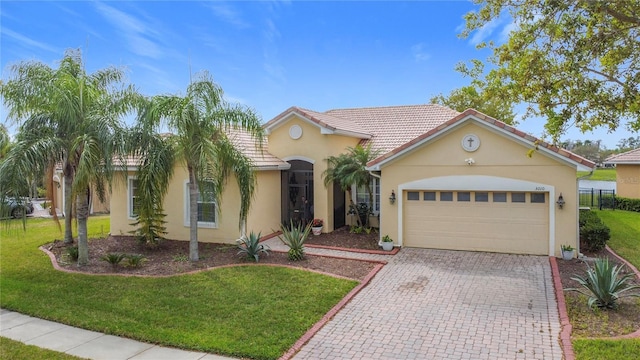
[465,158,475,165]
[556,193,565,209]
[389,190,396,204]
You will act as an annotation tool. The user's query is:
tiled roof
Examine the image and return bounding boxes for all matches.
[326,104,461,154]
[226,128,290,170]
[366,109,596,169]
[605,148,640,164]
[264,106,371,138]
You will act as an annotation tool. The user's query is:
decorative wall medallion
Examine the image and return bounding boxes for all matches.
[289,124,303,140]
[461,134,480,152]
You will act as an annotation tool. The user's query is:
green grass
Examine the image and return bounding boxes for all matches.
[0,337,87,360]
[0,216,358,360]
[597,210,640,268]
[572,210,640,360]
[573,339,640,360]
[577,168,617,181]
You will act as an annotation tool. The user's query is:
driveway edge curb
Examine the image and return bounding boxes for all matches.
[549,256,575,360]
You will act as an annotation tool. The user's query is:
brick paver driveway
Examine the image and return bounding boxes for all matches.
[293,248,563,360]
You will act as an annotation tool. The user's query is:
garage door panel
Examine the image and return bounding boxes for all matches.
[404,191,548,255]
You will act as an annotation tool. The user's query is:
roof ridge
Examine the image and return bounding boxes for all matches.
[325,103,446,113]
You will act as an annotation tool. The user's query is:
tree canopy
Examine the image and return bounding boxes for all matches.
[430,84,516,124]
[459,0,640,142]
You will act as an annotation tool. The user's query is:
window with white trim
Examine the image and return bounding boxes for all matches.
[355,177,380,213]
[128,178,139,218]
[185,181,217,227]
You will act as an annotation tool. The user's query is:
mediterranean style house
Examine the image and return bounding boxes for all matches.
[103,104,594,257]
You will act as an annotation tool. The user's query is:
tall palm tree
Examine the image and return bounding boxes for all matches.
[0,49,137,265]
[136,72,263,261]
[322,144,381,227]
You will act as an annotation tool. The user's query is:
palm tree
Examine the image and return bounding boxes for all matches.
[0,49,137,265]
[135,72,263,262]
[322,144,381,227]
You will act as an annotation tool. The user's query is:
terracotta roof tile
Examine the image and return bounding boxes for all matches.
[226,128,289,169]
[366,108,595,169]
[325,104,461,154]
[606,148,640,164]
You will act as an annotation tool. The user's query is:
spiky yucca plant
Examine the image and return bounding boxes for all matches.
[279,221,311,261]
[237,231,270,262]
[567,258,640,309]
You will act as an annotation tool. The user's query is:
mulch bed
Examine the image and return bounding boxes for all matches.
[304,226,381,250]
[44,230,382,281]
[556,248,640,338]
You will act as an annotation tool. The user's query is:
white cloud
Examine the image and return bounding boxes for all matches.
[93,1,163,59]
[469,17,503,46]
[1,27,59,54]
[206,3,249,29]
[411,43,430,62]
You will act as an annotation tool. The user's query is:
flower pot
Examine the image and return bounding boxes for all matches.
[562,250,575,260]
[312,226,322,236]
[381,241,394,251]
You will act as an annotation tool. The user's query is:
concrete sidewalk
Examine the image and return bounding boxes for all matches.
[0,309,236,360]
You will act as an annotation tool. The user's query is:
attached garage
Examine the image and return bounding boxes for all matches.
[403,189,549,255]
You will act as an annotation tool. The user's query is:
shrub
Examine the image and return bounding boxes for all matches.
[567,258,640,309]
[579,210,611,252]
[129,211,168,248]
[615,196,640,212]
[125,254,147,268]
[279,221,311,261]
[101,253,126,267]
[237,231,270,262]
[67,246,79,261]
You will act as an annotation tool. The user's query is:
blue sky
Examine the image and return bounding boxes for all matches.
[1,1,635,148]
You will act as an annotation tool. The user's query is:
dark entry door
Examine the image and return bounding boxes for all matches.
[281,160,313,225]
[333,182,346,228]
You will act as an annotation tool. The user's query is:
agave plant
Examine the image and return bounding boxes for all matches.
[567,258,640,309]
[279,221,311,261]
[237,231,270,262]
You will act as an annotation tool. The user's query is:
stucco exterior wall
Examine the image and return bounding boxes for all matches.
[267,115,361,231]
[110,166,282,244]
[616,164,640,199]
[378,123,579,257]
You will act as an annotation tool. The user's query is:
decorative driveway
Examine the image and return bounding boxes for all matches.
[292,248,563,360]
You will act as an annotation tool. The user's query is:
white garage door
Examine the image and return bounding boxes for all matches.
[404,190,549,255]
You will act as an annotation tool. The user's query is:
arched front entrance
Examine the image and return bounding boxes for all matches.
[281,160,313,225]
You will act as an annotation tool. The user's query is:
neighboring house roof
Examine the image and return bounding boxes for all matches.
[365,109,596,171]
[605,148,640,164]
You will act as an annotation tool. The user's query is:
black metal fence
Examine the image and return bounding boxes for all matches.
[579,188,616,210]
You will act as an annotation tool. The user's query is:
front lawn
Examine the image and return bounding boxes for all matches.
[597,210,640,268]
[0,337,86,360]
[571,210,640,360]
[0,216,358,360]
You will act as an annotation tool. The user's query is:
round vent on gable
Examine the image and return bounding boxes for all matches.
[289,124,303,140]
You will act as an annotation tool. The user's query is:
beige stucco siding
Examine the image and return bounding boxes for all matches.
[267,115,360,231]
[110,166,281,244]
[616,164,640,199]
[378,123,579,257]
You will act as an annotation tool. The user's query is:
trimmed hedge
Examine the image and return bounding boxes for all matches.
[615,196,640,212]
[579,210,611,252]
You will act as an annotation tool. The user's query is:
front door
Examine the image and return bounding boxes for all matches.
[281,160,313,226]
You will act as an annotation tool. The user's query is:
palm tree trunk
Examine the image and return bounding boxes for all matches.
[76,188,90,266]
[63,174,74,244]
[188,170,199,262]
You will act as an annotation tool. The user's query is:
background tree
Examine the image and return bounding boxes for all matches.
[430,84,516,124]
[617,136,640,151]
[459,1,640,142]
[322,144,381,227]
[137,72,263,262]
[0,49,136,265]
